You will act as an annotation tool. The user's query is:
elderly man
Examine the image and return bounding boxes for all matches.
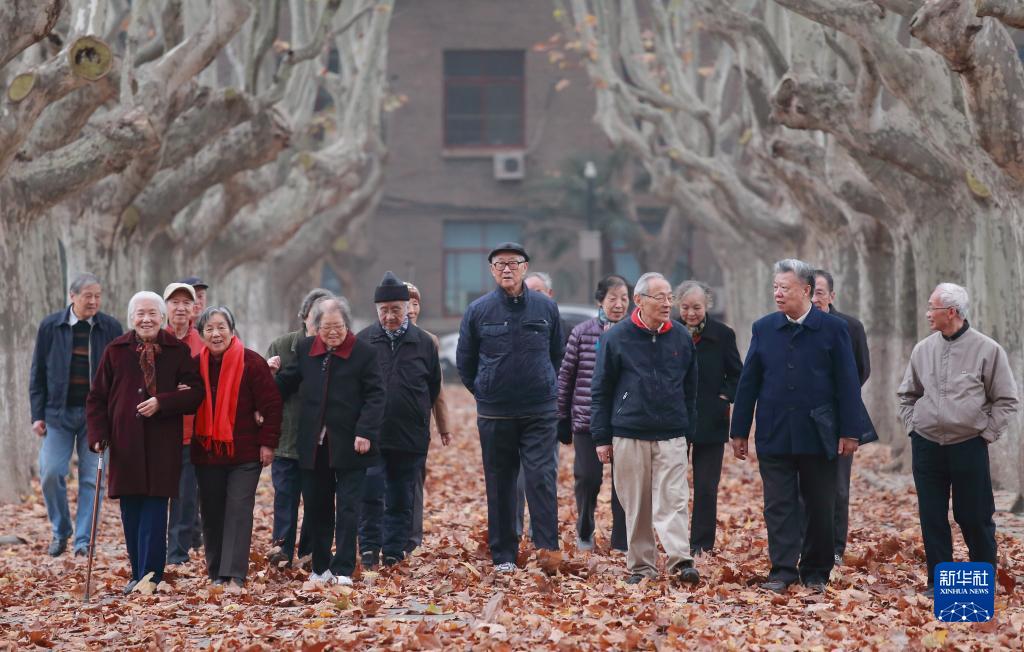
[30,273,123,557]
[163,282,206,566]
[457,242,564,573]
[731,259,863,593]
[591,272,700,584]
[180,276,209,321]
[898,283,1019,598]
[357,272,442,567]
[265,288,333,567]
[810,269,873,566]
[87,291,204,594]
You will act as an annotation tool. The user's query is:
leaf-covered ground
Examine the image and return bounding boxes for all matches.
[2,386,1023,650]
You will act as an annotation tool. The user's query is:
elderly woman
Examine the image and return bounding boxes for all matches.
[556,274,631,552]
[191,306,282,587]
[674,280,742,556]
[87,291,204,595]
[276,297,386,586]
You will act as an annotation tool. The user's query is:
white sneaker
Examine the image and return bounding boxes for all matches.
[495,562,517,574]
[309,570,334,584]
[332,574,354,586]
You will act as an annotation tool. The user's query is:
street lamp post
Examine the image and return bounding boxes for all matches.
[583,161,598,293]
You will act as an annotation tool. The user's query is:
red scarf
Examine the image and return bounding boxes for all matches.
[309,331,356,359]
[631,307,672,334]
[194,336,245,457]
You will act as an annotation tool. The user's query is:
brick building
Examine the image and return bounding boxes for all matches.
[335,0,720,335]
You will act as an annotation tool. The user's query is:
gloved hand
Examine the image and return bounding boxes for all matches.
[557,418,573,445]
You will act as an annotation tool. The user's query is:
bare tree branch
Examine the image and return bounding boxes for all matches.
[973,0,1024,27]
[0,0,66,69]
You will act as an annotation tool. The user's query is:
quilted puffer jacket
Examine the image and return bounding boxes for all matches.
[556,317,606,435]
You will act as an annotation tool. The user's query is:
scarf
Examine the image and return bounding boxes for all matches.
[135,335,162,396]
[630,307,672,334]
[687,318,707,344]
[194,336,245,457]
[382,316,409,350]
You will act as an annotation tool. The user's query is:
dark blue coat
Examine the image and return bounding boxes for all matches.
[456,286,564,417]
[589,316,698,446]
[729,307,862,457]
[30,306,123,423]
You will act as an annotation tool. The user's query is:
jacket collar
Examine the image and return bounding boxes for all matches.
[773,305,823,331]
[368,322,423,344]
[310,331,356,359]
[630,307,672,334]
[492,285,530,307]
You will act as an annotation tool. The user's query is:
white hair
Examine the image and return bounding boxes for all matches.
[127,291,166,327]
[773,258,815,288]
[934,282,970,318]
[525,271,553,293]
[674,280,714,309]
[635,272,668,297]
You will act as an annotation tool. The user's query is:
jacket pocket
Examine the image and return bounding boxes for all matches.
[809,404,838,461]
[479,321,510,357]
[522,319,551,351]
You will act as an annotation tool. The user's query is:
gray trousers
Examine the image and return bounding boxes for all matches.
[195,462,262,581]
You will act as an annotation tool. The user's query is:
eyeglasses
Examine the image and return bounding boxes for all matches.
[640,293,675,304]
[926,305,953,312]
[319,324,346,333]
[491,259,525,271]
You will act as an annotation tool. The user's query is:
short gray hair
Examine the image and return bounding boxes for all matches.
[312,296,353,329]
[196,305,237,334]
[126,291,166,326]
[635,272,668,297]
[934,282,970,318]
[298,288,334,322]
[674,280,713,310]
[525,271,553,293]
[69,272,101,295]
[773,258,815,288]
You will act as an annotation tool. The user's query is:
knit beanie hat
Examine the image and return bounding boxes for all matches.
[374,271,410,302]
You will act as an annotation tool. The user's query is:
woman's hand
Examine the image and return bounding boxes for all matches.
[260,446,274,467]
[267,356,281,374]
[90,441,106,454]
[136,397,160,417]
[354,436,371,454]
[440,431,452,447]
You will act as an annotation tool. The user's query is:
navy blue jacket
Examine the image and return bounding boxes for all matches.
[30,306,123,423]
[729,307,862,457]
[456,286,564,417]
[589,315,698,446]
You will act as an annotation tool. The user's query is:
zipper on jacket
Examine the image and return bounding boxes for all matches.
[615,391,629,414]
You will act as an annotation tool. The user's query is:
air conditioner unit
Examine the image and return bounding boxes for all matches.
[493,151,526,180]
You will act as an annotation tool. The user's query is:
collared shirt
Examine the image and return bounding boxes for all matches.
[942,319,970,342]
[787,304,812,325]
[67,307,95,327]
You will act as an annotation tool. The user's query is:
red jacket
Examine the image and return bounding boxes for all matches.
[191,348,282,466]
[165,325,205,445]
[87,329,204,498]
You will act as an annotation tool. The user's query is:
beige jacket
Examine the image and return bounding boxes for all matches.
[897,327,1019,445]
[424,329,451,434]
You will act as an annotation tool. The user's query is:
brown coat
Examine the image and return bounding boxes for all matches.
[87,329,204,498]
[423,329,450,434]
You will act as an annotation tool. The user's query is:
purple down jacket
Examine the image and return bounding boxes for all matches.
[556,317,607,435]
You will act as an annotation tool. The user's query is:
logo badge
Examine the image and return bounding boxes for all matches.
[934,562,995,622]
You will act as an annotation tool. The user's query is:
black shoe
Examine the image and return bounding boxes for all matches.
[382,555,402,567]
[804,580,828,593]
[760,579,789,594]
[48,537,68,557]
[267,550,290,566]
[361,552,379,570]
[122,579,139,595]
[74,547,88,558]
[229,578,245,588]
[677,562,700,585]
[625,573,646,585]
[212,577,228,585]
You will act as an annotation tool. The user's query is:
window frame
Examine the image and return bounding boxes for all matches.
[442,49,527,151]
[441,220,522,316]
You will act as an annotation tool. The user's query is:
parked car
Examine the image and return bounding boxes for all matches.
[438,303,598,382]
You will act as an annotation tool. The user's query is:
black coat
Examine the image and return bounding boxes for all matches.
[689,317,743,444]
[830,306,870,386]
[356,323,441,454]
[275,333,386,470]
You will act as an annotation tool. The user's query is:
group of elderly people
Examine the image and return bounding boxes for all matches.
[61,271,445,592]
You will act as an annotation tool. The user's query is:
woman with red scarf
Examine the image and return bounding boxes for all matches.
[87,291,205,595]
[192,306,282,587]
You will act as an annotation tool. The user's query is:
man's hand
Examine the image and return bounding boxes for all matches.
[596,444,612,464]
[260,445,274,467]
[440,431,452,446]
[32,420,46,437]
[838,437,859,456]
[136,397,160,417]
[354,436,371,454]
[731,437,748,460]
[254,411,264,426]
[267,356,281,374]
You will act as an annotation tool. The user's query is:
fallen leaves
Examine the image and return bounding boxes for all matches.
[0,388,1022,649]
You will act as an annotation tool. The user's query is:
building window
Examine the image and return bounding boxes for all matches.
[443,50,525,148]
[443,221,522,315]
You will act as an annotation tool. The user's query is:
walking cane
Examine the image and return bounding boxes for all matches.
[83,449,104,603]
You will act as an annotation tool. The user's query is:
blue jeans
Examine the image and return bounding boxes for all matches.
[120,495,169,583]
[271,456,310,561]
[167,444,200,564]
[39,407,101,551]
